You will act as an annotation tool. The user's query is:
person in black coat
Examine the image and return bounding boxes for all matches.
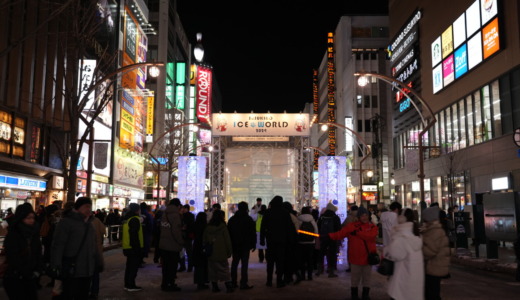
[3,203,42,300]
[192,212,209,290]
[260,195,297,288]
[316,203,342,277]
[227,202,256,290]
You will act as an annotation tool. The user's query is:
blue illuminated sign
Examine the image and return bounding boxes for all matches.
[399,98,411,112]
[454,44,468,79]
[0,174,47,191]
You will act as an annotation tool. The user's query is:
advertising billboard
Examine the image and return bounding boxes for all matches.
[431,0,501,94]
[482,17,500,59]
[454,44,468,79]
[196,66,212,124]
[212,113,310,137]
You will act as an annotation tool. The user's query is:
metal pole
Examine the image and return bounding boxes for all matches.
[86,127,94,198]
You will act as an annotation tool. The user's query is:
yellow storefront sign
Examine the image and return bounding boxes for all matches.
[121,109,134,124]
[146,96,154,135]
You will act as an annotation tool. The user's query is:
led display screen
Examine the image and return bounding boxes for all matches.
[442,54,455,86]
[454,44,468,78]
[453,13,466,49]
[431,0,501,94]
[468,31,483,69]
[482,17,500,59]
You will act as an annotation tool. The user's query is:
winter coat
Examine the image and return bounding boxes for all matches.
[51,211,101,278]
[227,210,256,252]
[91,217,106,268]
[260,199,296,245]
[203,222,232,261]
[380,211,398,246]
[297,214,318,244]
[3,221,42,279]
[159,205,184,252]
[384,222,425,300]
[421,220,450,277]
[329,220,378,265]
[255,214,267,250]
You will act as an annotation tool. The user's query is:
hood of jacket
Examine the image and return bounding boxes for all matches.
[165,204,180,216]
[298,214,315,222]
[394,222,423,251]
[205,222,227,235]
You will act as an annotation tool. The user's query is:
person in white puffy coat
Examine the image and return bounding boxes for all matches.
[383,208,424,300]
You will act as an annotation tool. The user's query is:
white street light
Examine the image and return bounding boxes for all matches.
[194,33,204,63]
[367,170,374,178]
[357,76,369,87]
[149,65,160,78]
[320,124,329,131]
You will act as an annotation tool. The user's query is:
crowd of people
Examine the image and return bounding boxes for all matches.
[0,195,494,300]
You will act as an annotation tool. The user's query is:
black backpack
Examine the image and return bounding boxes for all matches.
[319,216,335,236]
[298,221,315,242]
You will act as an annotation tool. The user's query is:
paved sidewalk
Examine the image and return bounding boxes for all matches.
[451,241,519,277]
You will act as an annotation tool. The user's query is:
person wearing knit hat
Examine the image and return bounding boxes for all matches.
[421,205,450,300]
[316,201,342,278]
[50,197,100,299]
[422,206,440,223]
[326,202,338,212]
[356,206,369,218]
[329,203,378,300]
[2,203,42,299]
[122,202,145,291]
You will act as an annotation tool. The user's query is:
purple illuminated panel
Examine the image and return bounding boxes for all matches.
[178,156,207,215]
[318,156,347,223]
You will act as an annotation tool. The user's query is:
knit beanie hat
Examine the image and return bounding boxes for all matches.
[74,197,92,210]
[326,202,338,212]
[357,206,369,217]
[422,206,440,222]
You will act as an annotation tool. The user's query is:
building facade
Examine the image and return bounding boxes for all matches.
[315,15,392,206]
[389,0,520,210]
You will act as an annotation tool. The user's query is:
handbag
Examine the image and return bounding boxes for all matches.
[362,238,380,265]
[377,258,394,276]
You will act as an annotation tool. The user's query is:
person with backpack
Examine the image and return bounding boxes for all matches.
[297,206,318,281]
[255,205,267,263]
[316,202,342,278]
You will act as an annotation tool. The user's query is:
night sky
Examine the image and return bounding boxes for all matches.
[178,1,388,114]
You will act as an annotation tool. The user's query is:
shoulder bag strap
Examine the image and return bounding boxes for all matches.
[73,222,90,260]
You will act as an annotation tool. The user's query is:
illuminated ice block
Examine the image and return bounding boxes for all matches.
[178,156,207,216]
[318,156,347,223]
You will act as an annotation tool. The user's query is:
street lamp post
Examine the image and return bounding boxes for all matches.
[355,72,437,207]
[315,121,371,204]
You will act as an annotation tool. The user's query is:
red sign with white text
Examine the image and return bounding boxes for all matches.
[196,66,212,124]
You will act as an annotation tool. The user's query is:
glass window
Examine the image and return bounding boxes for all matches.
[474,90,483,144]
[439,111,445,153]
[364,95,370,108]
[365,120,372,132]
[356,95,362,107]
[466,95,474,146]
[372,95,378,108]
[30,125,41,163]
[452,103,459,151]
[434,113,441,147]
[481,85,492,141]
[446,106,452,152]
[491,80,502,138]
[358,120,363,132]
[459,99,466,149]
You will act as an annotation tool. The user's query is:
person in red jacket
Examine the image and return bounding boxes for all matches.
[329,206,378,300]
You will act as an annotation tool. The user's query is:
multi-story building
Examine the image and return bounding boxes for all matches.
[389,0,520,210]
[315,15,392,206]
